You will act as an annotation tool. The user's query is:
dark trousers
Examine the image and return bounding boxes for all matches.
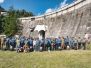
[45,44,51,51]
[78,42,81,49]
[6,43,10,50]
[74,43,78,50]
[82,42,86,50]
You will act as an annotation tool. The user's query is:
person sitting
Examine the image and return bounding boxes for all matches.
[17,46,23,53]
[23,38,29,53]
[23,44,29,53]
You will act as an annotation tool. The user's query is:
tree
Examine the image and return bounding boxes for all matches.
[4,7,18,36]
[4,16,17,36]
[0,5,5,12]
[0,15,4,34]
[0,6,5,34]
[1,6,34,36]
[15,9,34,17]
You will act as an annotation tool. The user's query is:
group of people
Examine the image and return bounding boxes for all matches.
[0,35,88,53]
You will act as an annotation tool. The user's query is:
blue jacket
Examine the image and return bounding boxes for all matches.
[28,39,33,46]
[55,38,61,44]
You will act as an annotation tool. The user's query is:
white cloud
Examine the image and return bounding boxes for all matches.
[60,0,68,8]
[45,8,53,13]
[45,0,68,14]
[0,0,4,3]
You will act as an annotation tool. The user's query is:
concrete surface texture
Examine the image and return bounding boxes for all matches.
[19,0,91,38]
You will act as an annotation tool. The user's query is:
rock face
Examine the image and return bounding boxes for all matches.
[19,0,91,38]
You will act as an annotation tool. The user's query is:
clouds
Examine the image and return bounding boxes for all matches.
[45,0,68,13]
[0,0,4,3]
[60,0,68,8]
[45,8,53,13]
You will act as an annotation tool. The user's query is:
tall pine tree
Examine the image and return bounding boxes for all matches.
[4,7,18,36]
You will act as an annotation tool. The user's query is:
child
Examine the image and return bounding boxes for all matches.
[23,44,29,53]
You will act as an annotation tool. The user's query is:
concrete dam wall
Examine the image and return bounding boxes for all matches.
[19,0,91,38]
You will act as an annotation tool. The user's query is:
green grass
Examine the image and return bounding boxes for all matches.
[87,43,91,50]
[0,50,91,68]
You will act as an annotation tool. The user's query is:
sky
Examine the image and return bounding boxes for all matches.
[0,0,74,15]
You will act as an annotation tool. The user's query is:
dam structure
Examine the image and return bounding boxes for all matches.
[19,0,91,38]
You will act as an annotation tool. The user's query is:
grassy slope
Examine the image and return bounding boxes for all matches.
[0,50,91,68]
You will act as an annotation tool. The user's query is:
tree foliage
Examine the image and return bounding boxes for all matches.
[0,6,5,34]
[16,9,34,17]
[0,5,5,12]
[4,8,16,36]
[0,15,4,34]
[1,6,34,36]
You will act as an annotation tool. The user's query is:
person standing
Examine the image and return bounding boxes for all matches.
[6,37,10,50]
[55,37,61,50]
[61,37,65,50]
[33,38,37,51]
[78,37,82,49]
[27,37,33,52]
[16,38,21,52]
[0,37,5,50]
[73,37,78,50]
[36,38,40,51]
[81,37,87,50]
